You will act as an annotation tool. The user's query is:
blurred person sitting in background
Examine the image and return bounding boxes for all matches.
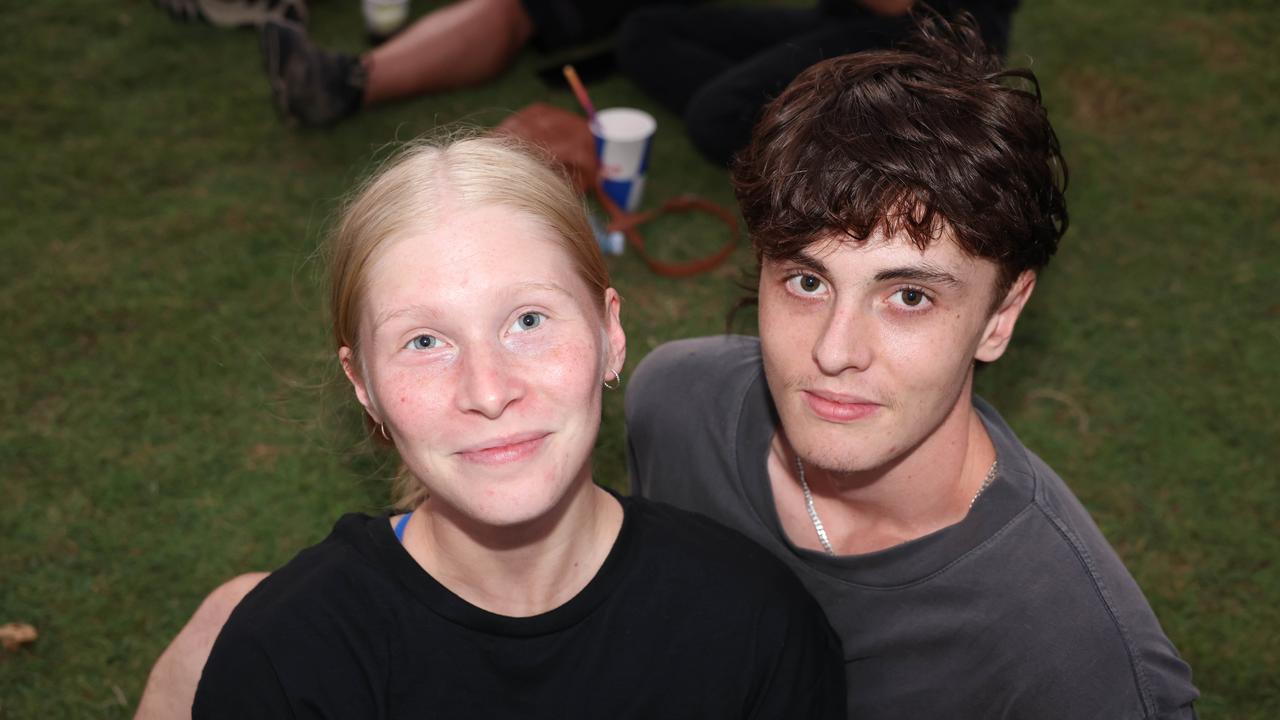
[159,0,705,127]
[617,0,1019,164]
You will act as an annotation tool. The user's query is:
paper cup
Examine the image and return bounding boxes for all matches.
[363,0,409,39]
[592,108,656,213]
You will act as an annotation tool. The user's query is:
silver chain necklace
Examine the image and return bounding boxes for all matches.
[795,457,999,556]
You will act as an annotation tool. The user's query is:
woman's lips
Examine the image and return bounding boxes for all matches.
[457,432,550,465]
[803,390,881,422]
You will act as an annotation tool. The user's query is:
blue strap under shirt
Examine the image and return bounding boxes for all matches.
[394,512,412,544]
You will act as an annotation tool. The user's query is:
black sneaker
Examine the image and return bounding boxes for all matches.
[155,0,308,28]
[259,19,366,127]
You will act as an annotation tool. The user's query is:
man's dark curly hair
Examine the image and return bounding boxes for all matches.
[731,12,1068,303]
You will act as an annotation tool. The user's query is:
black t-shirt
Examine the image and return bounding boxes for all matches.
[193,492,845,719]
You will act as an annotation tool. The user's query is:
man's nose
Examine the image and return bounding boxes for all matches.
[812,303,873,375]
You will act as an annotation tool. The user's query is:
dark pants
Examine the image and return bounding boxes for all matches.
[617,3,1013,165]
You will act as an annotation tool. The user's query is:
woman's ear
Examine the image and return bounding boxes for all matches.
[975,271,1036,363]
[339,346,381,423]
[603,288,626,379]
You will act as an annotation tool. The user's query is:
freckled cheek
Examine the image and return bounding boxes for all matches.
[378,369,453,439]
[513,336,602,402]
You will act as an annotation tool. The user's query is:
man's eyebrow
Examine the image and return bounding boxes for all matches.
[874,265,963,287]
[779,252,961,287]
[781,252,829,275]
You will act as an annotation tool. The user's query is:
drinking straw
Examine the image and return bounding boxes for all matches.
[562,65,598,126]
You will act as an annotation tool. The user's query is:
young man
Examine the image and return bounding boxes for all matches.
[625,17,1198,720]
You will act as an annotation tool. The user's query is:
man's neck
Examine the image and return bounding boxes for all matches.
[402,479,623,617]
[769,390,997,556]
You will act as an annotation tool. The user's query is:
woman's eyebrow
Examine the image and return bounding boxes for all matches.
[373,283,576,329]
[511,281,576,299]
[374,303,440,330]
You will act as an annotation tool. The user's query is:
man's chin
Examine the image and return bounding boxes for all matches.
[796,451,886,477]
[784,412,898,475]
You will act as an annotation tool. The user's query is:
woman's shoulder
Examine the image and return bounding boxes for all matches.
[195,514,404,714]
[222,513,400,635]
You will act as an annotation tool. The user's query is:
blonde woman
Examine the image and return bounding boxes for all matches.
[188,136,844,718]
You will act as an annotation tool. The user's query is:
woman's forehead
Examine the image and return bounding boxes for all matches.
[376,205,566,271]
[360,206,593,321]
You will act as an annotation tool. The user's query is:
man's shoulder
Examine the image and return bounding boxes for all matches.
[627,334,762,420]
[635,334,760,369]
[624,336,768,505]
[925,400,1199,716]
[1028,475,1199,709]
[875,494,1200,718]
[957,448,1201,716]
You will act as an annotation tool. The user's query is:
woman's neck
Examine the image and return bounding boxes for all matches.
[403,479,624,617]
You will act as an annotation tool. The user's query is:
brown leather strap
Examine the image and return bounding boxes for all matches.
[593,184,740,278]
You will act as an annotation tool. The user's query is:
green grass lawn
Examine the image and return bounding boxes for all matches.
[1,0,1277,716]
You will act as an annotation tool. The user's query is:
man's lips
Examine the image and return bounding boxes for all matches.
[456,432,550,465]
[802,390,881,422]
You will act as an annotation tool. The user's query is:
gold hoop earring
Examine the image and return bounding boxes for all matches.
[378,423,390,441]
[603,369,622,390]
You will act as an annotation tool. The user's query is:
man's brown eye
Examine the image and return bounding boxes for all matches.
[800,275,821,292]
[901,289,924,306]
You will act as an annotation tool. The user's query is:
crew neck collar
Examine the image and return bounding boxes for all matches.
[366,486,634,637]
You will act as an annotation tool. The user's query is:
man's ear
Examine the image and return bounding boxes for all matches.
[603,288,627,380]
[339,346,381,424]
[975,271,1037,363]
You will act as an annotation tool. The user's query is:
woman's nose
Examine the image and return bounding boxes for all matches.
[454,343,526,419]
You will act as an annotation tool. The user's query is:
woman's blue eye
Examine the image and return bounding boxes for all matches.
[512,312,544,332]
[409,335,438,350]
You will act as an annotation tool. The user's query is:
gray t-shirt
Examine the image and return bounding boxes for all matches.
[626,335,1198,719]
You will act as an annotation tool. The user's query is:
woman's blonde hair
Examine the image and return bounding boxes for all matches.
[327,132,610,509]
